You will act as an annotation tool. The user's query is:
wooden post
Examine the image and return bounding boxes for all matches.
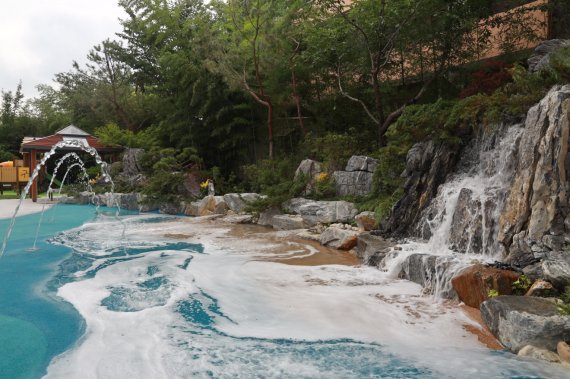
[30,149,38,202]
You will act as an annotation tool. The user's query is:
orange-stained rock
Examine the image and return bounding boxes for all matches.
[451,264,520,308]
[558,341,570,367]
[525,279,557,297]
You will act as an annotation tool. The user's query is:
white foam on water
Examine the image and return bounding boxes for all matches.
[44,215,569,379]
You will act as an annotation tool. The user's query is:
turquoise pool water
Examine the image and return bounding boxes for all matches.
[0,205,94,379]
[1,206,568,378]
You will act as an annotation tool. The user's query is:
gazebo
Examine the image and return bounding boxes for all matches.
[20,125,123,202]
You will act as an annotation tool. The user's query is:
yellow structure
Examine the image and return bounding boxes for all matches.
[0,160,29,194]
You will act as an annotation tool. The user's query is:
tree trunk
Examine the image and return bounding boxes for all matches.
[291,70,306,136]
[267,99,274,160]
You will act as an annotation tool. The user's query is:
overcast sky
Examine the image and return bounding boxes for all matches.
[0,0,126,99]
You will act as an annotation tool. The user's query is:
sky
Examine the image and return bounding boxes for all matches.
[0,0,126,99]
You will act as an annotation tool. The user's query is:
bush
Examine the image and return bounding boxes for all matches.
[302,131,367,171]
[460,60,513,98]
[550,46,570,84]
[0,148,14,162]
[511,275,532,296]
[241,158,307,211]
[140,147,202,203]
[95,123,159,150]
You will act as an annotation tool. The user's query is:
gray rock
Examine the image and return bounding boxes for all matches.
[222,214,255,224]
[139,195,159,212]
[160,202,184,215]
[114,193,141,211]
[448,188,482,253]
[182,173,202,198]
[223,193,261,214]
[295,159,322,181]
[356,232,392,266]
[398,254,457,298]
[522,262,544,281]
[525,279,558,297]
[332,171,374,197]
[76,191,94,205]
[355,211,376,231]
[345,155,379,173]
[319,226,359,250]
[528,39,570,73]
[383,140,460,236]
[271,215,307,230]
[258,206,282,227]
[119,148,146,187]
[542,251,570,291]
[480,296,570,353]
[282,198,358,225]
[518,345,561,363]
[500,85,570,265]
[184,201,201,216]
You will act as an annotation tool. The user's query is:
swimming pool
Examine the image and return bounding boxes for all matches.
[1,206,567,378]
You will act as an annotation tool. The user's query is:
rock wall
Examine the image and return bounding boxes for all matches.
[382,141,461,236]
[498,85,570,285]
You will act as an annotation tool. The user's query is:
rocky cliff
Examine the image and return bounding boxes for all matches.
[497,85,570,286]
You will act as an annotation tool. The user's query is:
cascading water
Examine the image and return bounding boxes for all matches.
[31,162,92,251]
[0,139,120,257]
[381,124,525,298]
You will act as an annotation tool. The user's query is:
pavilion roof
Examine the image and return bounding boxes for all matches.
[20,125,122,153]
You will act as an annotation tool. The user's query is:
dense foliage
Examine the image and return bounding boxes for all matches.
[0,0,568,214]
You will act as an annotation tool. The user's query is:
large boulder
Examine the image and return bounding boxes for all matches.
[480,296,570,353]
[271,215,307,230]
[182,172,203,198]
[345,155,379,173]
[282,198,358,225]
[398,254,458,298]
[183,196,227,216]
[499,85,570,266]
[332,155,379,197]
[319,225,359,250]
[294,159,322,181]
[223,193,262,214]
[257,206,282,227]
[528,39,570,73]
[451,264,520,308]
[542,251,570,291]
[356,232,392,266]
[119,148,146,187]
[332,171,374,197]
[517,345,561,363]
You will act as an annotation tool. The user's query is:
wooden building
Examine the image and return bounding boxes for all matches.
[20,125,122,202]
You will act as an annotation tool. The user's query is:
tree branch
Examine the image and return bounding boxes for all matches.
[336,64,379,125]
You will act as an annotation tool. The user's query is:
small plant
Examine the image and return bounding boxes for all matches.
[199,180,209,197]
[512,275,532,295]
[557,300,570,316]
[488,289,499,298]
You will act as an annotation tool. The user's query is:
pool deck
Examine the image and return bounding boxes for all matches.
[0,199,53,220]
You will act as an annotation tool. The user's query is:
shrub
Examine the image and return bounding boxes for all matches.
[512,275,532,296]
[302,131,367,171]
[550,46,570,84]
[460,60,513,98]
[241,158,307,211]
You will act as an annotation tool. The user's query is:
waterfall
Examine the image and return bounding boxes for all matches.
[381,124,525,298]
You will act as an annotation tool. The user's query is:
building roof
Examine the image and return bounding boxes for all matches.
[20,125,122,153]
[56,125,91,137]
